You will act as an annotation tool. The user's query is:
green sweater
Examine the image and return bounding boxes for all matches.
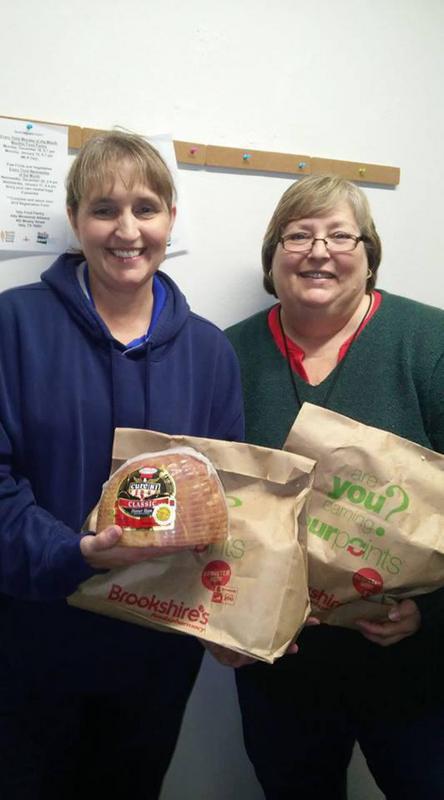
[226,290,444,642]
[226,290,444,454]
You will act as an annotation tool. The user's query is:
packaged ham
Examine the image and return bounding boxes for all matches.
[97,446,228,548]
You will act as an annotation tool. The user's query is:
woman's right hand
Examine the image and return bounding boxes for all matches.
[80,525,182,570]
[202,640,258,668]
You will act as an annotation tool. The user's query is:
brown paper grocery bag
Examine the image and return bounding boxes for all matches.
[69,428,315,663]
[285,403,444,626]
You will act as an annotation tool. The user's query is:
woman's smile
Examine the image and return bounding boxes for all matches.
[298,269,335,280]
[106,247,146,261]
[68,160,175,298]
[271,202,368,315]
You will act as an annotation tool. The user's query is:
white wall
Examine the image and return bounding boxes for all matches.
[1,1,442,797]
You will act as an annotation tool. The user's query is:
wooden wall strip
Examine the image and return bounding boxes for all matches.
[68,127,83,149]
[81,127,105,145]
[205,145,311,176]
[311,157,400,186]
[173,140,206,165]
[0,116,400,186]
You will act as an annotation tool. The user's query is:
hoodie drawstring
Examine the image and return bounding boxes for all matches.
[109,342,118,434]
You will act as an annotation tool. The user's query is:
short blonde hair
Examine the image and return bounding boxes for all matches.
[263,174,382,295]
[66,130,176,214]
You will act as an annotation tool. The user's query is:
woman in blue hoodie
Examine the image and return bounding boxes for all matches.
[0,131,244,799]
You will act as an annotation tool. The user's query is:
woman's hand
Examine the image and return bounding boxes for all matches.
[355,598,421,646]
[202,641,300,669]
[80,525,182,570]
[201,615,321,668]
[202,641,257,668]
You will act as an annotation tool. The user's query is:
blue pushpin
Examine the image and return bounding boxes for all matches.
[298,161,307,169]
[242,153,251,161]
[26,123,33,130]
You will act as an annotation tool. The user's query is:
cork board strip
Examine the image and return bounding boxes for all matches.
[80,127,398,185]
[82,133,209,166]
[173,140,207,165]
[204,145,311,176]
[203,147,399,185]
[311,157,400,187]
[0,116,400,186]
[81,127,106,145]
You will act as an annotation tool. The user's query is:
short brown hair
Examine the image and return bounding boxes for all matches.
[66,130,176,214]
[262,174,382,295]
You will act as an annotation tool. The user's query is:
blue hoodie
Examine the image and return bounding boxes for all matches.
[0,252,244,691]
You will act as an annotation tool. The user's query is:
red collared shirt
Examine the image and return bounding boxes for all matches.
[268,291,382,382]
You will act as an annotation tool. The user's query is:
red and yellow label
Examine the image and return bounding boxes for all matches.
[114,465,176,530]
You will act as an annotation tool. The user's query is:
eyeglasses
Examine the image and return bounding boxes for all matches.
[280,232,365,253]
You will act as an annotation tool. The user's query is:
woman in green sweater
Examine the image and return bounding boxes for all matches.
[223,175,444,800]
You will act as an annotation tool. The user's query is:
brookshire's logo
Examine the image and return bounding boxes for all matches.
[309,585,342,610]
[108,584,209,626]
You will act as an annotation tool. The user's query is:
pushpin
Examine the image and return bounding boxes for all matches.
[26,123,33,130]
[298,161,307,169]
[242,153,251,161]
[189,147,198,154]
[358,167,366,177]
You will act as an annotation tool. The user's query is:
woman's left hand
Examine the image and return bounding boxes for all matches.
[201,641,257,668]
[201,638,302,668]
[355,598,421,646]
[201,615,322,668]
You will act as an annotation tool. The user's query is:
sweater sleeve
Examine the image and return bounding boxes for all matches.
[414,588,444,631]
[429,351,444,453]
[414,352,444,629]
[0,421,97,601]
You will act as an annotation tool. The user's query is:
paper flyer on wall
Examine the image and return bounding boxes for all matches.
[0,118,69,254]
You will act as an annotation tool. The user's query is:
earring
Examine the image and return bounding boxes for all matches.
[366,268,372,280]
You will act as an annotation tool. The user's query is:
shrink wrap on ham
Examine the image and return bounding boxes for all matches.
[96,447,228,548]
